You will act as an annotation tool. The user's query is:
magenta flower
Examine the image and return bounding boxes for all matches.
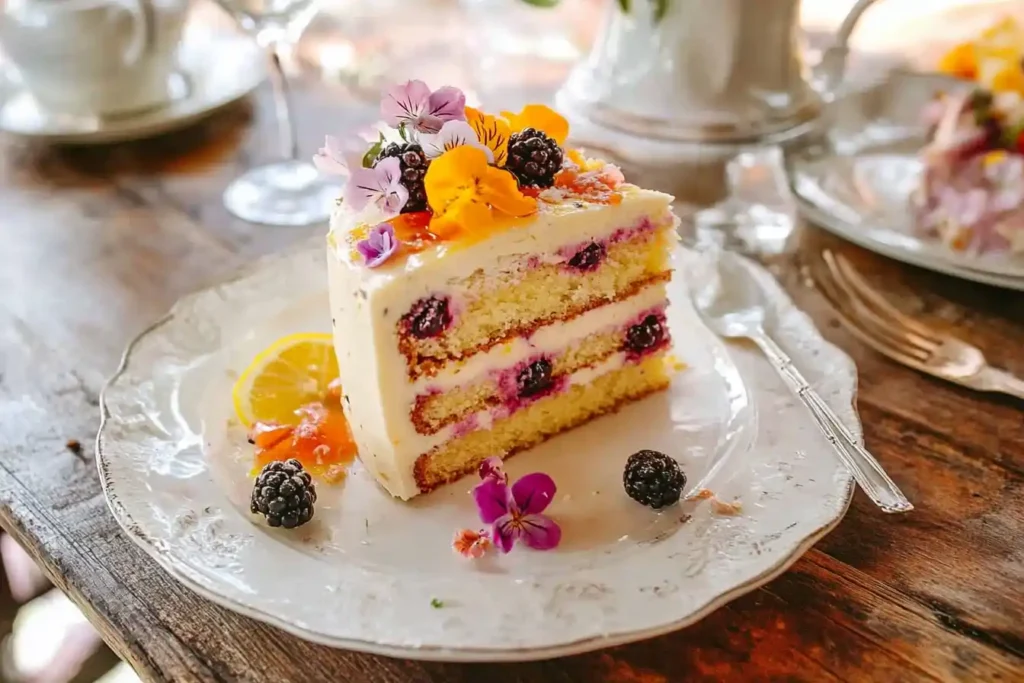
[343,156,408,215]
[381,80,466,135]
[356,222,398,267]
[472,457,561,553]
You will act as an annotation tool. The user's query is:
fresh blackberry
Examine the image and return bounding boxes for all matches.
[517,359,553,398]
[625,315,665,355]
[405,296,451,339]
[623,450,686,509]
[250,459,316,529]
[567,242,605,271]
[506,128,563,189]
[376,142,429,213]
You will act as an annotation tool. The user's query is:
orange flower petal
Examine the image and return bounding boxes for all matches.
[465,106,510,167]
[424,145,488,215]
[478,166,537,217]
[501,104,569,145]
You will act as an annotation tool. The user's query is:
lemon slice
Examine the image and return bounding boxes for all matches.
[232,333,338,427]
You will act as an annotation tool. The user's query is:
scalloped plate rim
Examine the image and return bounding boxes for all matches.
[95,245,857,662]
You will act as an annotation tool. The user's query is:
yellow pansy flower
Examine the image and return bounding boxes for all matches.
[424,146,537,239]
[465,106,510,167]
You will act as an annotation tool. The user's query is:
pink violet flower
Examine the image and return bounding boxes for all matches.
[356,222,398,267]
[452,528,492,559]
[343,156,408,215]
[472,457,561,553]
[381,80,466,135]
[312,134,367,176]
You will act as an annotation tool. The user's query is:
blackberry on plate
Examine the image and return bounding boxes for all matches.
[376,142,429,213]
[623,450,686,509]
[250,459,317,529]
[567,242,605,271]
[405,296,451,339]
[625,315,665,355]
[517,358,554,398]
[506,128,563,189]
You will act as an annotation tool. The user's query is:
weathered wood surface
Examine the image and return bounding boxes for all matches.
[2,30,1024,683]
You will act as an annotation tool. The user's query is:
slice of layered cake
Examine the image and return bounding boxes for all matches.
[319,81,677,499]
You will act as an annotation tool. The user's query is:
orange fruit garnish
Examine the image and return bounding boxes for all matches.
[250,399,358,483]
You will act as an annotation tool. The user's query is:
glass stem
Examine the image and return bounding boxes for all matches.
[267,44,299,161]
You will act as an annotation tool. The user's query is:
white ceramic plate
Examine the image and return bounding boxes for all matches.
[0,25,264,145]
[788,70,1024,290]
[97,243,857,661]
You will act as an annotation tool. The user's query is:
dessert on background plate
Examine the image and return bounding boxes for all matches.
[315,80,678,501]
[914,86,1024,254]
[937,16,1024,94]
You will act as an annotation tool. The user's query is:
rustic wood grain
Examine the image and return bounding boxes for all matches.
[2,23,1024,683]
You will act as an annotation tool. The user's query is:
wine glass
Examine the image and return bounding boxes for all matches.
[216,0,339,226]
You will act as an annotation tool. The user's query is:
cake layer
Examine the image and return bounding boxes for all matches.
[400,221,674,379]
[412,294,669,434]
[413,353,670,493]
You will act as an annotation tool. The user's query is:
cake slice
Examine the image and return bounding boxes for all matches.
[320,83,677,499]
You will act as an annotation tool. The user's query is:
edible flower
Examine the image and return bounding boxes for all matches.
[343,156,408,215]
[355,222,398,267]
[501,104,569,145]
[472,457,561,553]
[465,106,510,166]
[424,146,537,238]
[381,80,466,135]
[451,528,493,559]
[419,120,494,162]
[313,134,374,175]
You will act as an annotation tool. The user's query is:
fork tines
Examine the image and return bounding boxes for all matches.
[813,251,941,369]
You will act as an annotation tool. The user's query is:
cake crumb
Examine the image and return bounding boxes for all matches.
[65,439,83,456]
[692,488,714,500]
[665,354,687,372]
[711,498,743,516]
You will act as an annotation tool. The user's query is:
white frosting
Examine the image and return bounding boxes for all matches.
[328,187,675,499]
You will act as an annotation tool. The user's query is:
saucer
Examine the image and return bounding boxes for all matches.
[0,27,264,145]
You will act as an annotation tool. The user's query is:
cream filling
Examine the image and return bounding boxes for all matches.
[414,283,668,394]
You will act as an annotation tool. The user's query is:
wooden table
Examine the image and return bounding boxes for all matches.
[2,21,1024,683]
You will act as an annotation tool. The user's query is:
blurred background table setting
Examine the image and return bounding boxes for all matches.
[0,1,1023,682]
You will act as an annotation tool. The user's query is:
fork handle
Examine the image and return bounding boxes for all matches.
[752,332,914,514]
[977,367,1024,401]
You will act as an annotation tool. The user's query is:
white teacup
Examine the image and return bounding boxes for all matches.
[0,0,191,117]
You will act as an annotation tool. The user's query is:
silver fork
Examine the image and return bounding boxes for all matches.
[815,251,1024,400]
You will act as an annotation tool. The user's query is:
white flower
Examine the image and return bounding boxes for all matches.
[419,120,494,162]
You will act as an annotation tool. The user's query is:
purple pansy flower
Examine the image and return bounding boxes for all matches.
[381,80,466,135]
[356,222,398,267]
[343,156,408,215]
[472,457,561,553]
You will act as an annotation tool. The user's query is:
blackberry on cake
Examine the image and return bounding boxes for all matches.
[506,128,564,188]
[250,459,317,528]
[376,142,429,213]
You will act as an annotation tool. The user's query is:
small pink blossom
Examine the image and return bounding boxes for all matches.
[343,156,408,215]
[472,457,561,553]
[452,528,492,559]
[312,134,367,176]
[381,80,466,135]
[355,222,398,267]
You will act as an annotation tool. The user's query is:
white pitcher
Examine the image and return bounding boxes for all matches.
[557,0,881,144]
[0,0,192,117]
